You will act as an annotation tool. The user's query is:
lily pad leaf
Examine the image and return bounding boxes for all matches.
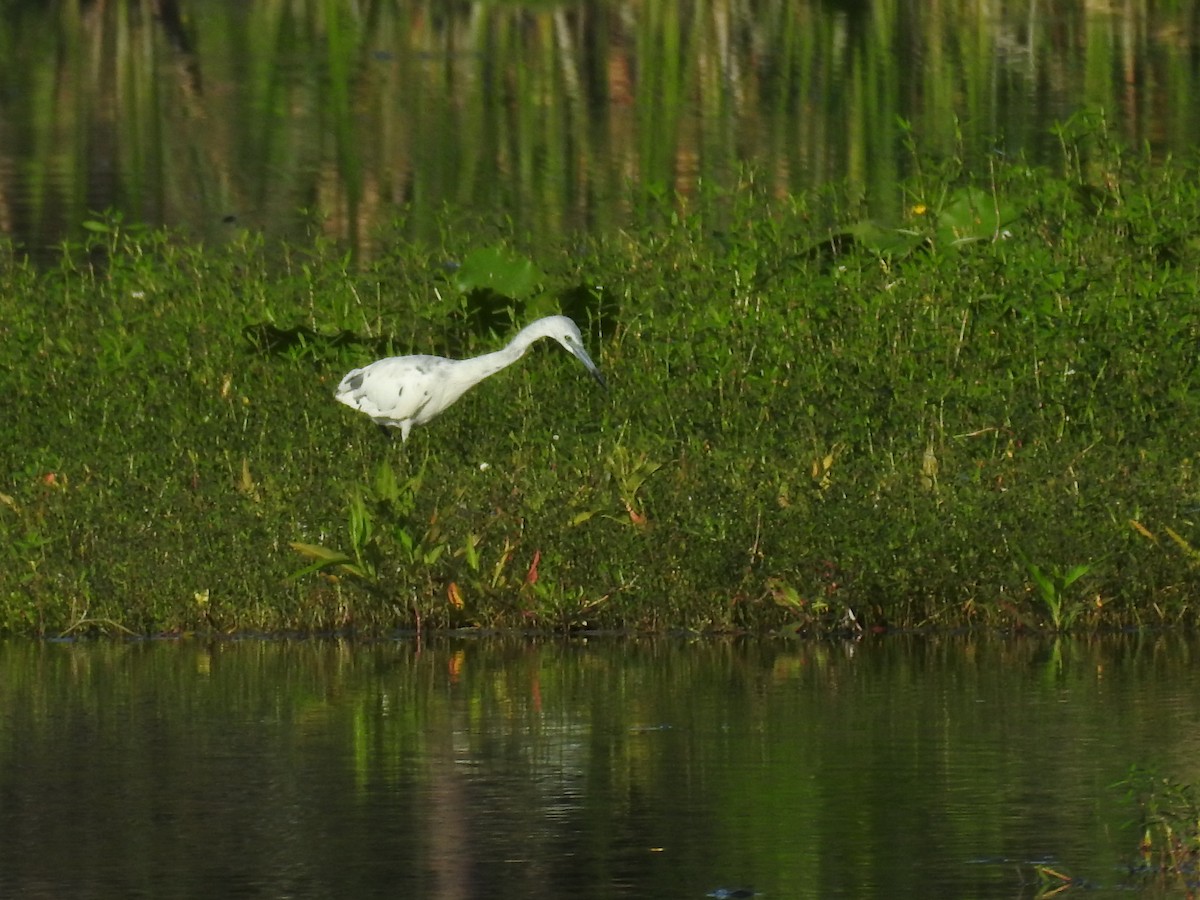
[453,246,544,299]
[937,186,1022,245]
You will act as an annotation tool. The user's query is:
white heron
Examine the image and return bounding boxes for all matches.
[334,315,605,440]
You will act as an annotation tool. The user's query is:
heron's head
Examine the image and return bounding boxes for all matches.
[548,317,606,389]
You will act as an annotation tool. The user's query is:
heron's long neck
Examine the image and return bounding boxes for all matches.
[456,338,532,383]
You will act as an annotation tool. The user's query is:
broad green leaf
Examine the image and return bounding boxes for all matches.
[453,246,544,299]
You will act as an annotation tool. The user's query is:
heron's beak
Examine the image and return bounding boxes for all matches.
[573,346,607,390]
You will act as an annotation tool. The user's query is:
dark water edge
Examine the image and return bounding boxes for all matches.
[1,632,1197,898]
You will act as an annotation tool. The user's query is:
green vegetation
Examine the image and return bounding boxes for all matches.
[1042,766,1200,896]
[1117,767,1200,893]
[3,143,1200,636]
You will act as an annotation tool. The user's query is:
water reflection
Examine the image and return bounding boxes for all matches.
[1,635,1197,898]
[1,1,1198,259]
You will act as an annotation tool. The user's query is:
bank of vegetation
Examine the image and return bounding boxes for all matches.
[2,146,1200,636]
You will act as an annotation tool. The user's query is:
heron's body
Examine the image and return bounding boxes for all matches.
[334,315,603,441]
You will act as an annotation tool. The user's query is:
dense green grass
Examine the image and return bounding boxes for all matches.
[3,151,1200,635]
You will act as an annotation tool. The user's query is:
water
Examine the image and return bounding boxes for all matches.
[2,1,1198,259]
[2,635,1195,898]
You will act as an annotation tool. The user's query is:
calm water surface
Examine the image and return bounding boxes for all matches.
[3,1,1199,257]
[2,635,1197,898]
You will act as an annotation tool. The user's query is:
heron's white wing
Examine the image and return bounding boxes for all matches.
[335,355,451,425]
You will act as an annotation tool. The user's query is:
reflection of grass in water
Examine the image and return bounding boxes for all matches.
[7,151,1200,634]
[1033,766,1200,895]
[9,2,1200,256]
[1117,767,1200,892]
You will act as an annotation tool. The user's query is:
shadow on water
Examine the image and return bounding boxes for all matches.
[1,632,1198,898]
